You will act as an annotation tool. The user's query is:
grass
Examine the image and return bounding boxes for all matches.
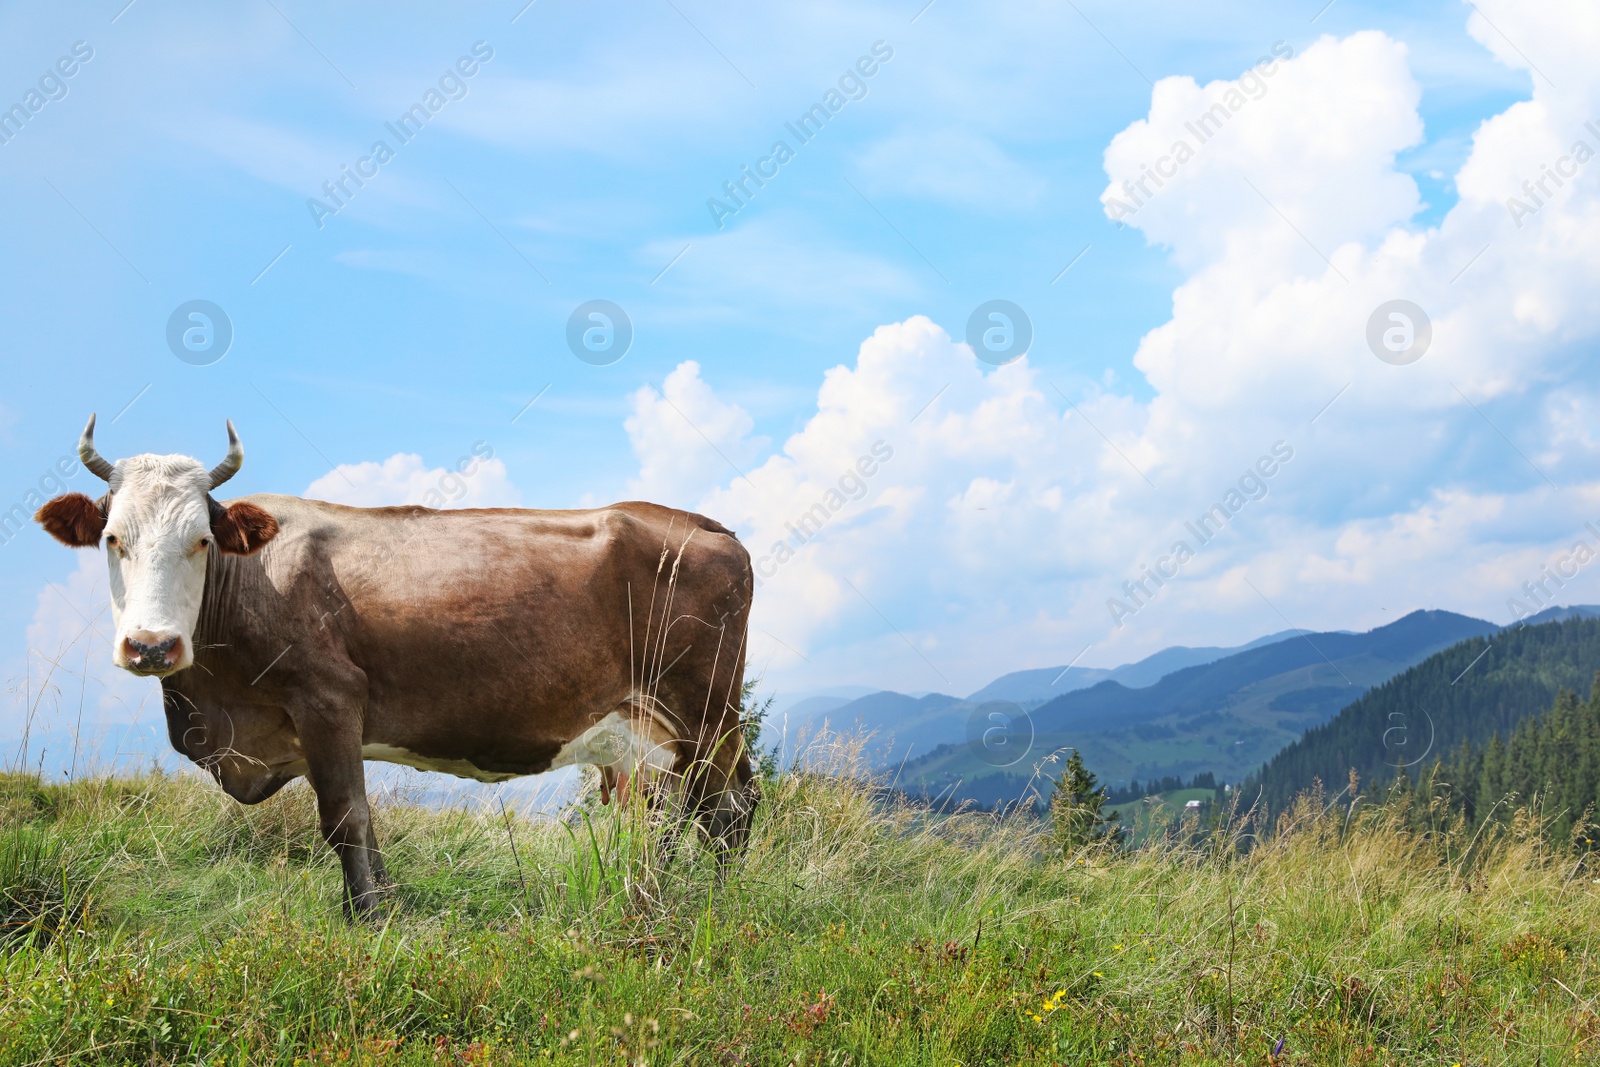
[1,740,1597,1065]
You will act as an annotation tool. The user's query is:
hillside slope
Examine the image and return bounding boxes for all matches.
[1248,616,1600,814]
[1433,673,1600,839]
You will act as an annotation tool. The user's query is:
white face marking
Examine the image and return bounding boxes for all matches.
[361,743,522,783]
[103,455,216,676]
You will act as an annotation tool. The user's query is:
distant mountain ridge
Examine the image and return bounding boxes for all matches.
[863,608,1522,807]
[781,629,1311,761]
[1025,610,1496,736]
[966,630,1303,707]
[1520,605,1600,626]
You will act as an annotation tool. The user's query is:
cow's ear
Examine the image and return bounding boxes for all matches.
[210,500,280,556]
[34,493,107,548]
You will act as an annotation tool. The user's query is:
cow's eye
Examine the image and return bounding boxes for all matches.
[197,536,212,553]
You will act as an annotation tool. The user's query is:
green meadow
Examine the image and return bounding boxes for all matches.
[2,742,1597,1066]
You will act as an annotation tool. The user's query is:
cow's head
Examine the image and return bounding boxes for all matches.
[35,415,280,677]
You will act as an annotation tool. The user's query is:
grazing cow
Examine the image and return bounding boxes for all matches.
[34,416,758,915]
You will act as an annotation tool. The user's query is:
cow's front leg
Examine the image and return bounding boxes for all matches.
[365,818,392,892]
[301,733,384,918]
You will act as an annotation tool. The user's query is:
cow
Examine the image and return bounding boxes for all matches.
[34,415,759,916]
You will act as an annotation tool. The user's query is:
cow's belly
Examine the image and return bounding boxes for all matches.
[361,711,680,784]
[360,743,523,783]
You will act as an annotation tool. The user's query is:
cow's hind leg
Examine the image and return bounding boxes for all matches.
[697,771,759,874]
[685,728,759,877]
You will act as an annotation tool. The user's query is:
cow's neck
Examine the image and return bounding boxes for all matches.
[192,549,260,665]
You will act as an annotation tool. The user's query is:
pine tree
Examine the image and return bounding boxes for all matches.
[737,679,780,780]
[1478,733,1507,817]
[1048,750,1121,852]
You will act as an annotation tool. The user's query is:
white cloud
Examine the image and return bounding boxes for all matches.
[623,3,1600,695]
[627,317,1145,688]
[305,451,520,508]
[625,361,766,509]
[1101,34,1423,270]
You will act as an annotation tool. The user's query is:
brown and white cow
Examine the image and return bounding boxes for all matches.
[35,416,758,915]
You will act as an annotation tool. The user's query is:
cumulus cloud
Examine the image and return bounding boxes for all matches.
[624,317,1157,689]
[624,2,1600,694]
[1100,34,1423,269]
[305,449,519,508]
[625,361,766,508]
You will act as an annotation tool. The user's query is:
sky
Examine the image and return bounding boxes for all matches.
[2,0,1598,754]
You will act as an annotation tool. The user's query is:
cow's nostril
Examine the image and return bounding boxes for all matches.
[123,631,184,671]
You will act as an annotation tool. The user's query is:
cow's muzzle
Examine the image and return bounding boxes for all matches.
[122,630,184,675]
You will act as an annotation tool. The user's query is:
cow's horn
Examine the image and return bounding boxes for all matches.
[208,420,244,490]
[78,414,115,482]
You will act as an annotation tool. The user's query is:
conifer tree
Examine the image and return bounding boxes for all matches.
[1049,750,1121,852]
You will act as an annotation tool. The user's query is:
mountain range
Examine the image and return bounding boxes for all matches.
[966,630,1306,706]
[777,604,1600,809]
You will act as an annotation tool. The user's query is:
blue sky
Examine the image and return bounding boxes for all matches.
[3,0,1596,738]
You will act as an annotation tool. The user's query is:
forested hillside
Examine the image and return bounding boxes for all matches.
[1248,617,1600,814]
[1428,676,1600,840]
